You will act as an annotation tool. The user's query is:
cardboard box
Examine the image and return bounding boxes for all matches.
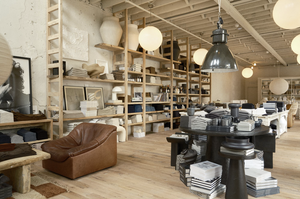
[146,76,156,83]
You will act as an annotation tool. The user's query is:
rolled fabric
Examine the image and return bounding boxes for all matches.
[30,128,48,140]
[0,132,11,144]
[0,143,15,152]
[17,128,36,142]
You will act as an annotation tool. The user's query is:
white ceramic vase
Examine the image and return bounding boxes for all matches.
[128,24,139,51]
[100,16,122,46]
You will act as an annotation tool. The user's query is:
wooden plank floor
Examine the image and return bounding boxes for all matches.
[31,121,300,199]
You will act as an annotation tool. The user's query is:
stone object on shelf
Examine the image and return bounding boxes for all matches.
[146,67,156,74]
[82,63,104,78]
[0,110,13,123]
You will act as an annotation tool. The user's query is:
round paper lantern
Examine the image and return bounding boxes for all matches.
[194,48,208,65]
[242,68,253,78]
[273,0,300,29]
[291,34,300,54]
[297,54,300,64]
[269,78,289,95]
[0,34,12,85]
[138,26,162,51]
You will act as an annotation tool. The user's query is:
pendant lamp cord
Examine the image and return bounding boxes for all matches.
[217,0,223,29]
[148,2,154,26]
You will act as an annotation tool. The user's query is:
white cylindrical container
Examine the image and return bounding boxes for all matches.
[100,16,122,46]
[128,24,139,51]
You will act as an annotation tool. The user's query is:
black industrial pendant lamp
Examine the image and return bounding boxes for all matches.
[201,0,238,73]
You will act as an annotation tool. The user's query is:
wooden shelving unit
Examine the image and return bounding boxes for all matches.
[45,5,210,140]
[0,119,53,144]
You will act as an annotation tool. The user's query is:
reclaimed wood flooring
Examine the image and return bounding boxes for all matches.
[31,121,300,199]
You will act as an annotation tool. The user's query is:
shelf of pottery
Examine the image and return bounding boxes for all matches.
[95,9,188,138]
[258,77,300,104]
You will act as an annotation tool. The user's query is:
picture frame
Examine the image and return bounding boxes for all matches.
[0,56,33,114]
[132,92,143,102]
[63,86,85,110]
[84,87,104,109]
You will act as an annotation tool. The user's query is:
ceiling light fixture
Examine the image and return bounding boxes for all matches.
[201,0,238,73]
[253,62,256,66]
[273,0,300,29]
[297,54,300,64]
[291,34,300,54]
[194,48,208,65]
[242,68,253,78]
[138,2,162,51]
[0,34,12,85]
[269,66,289,95]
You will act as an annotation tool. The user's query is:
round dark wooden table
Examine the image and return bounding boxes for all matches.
[179,126,270,185]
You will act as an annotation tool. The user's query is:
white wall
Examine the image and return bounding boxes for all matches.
[0,0,113,113]
[211,67,245,103]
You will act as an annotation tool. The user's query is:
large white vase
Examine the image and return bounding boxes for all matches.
[128,24,139,51]
[99,16,122,46]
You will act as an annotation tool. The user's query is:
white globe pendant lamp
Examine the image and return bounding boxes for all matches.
[291,34,300,54]
[242,68,253,78]
[297,54,300,64]
[138,26,162,51]
[0,34,13,85]
[269,78,289,95]
[194,48,208,65]
[273,0,300,29]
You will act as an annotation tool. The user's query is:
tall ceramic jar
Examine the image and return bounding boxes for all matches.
[100,16,122,46]
[128,24,139,51]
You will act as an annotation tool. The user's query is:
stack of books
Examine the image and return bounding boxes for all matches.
[130,64,142,72]
[189,161,225,198]
[190,116,212,130]
[245,168,280,197]
[245,150,264,170]
[220,146,254,156]
[66,67,89,78]
[179,163,192,187]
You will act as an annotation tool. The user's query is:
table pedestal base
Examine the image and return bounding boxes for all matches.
[226,159,248,199]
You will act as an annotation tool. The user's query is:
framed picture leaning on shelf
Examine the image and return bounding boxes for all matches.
[85,87,104,109]
[0,56,33,114]
[64,86,85,110]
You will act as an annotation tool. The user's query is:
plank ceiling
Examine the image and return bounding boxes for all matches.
[90,0,300,68]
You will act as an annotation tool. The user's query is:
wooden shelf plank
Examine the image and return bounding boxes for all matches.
[105,102,124,105]
[128,122,143,126]
[146,118,171,124]
[189,94,201,97]
[173,69,187,74]
[145,73,171,79]
[63,114,125,121]
[173,93,187,96]
[146,102,170,104]
[95,43,124,52]
[146,83,163,86]
[64,76,125,83]
[0,119,52,129]
[27,138,52,144]
[173,117,181,120]
[128,71,143,75]
[201,94,211,97]
[128,81,143,85]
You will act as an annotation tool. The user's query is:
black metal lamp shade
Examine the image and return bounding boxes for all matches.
[201,28,238,73]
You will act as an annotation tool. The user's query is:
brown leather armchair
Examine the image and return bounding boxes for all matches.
[41,123,117,179]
